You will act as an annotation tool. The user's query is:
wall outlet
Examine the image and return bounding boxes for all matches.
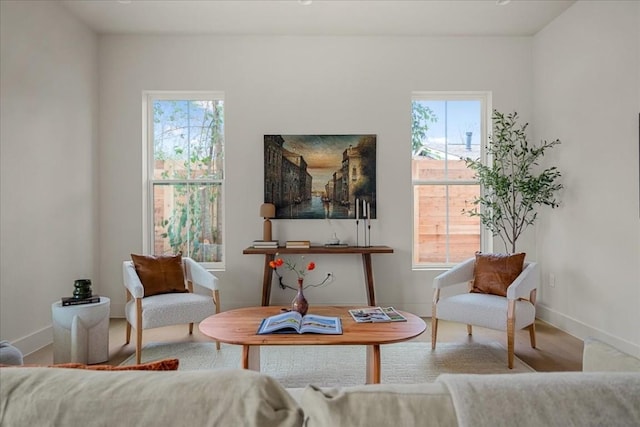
[548,273,556,288]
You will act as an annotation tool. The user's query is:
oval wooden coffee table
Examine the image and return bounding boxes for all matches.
[199,305,426,384]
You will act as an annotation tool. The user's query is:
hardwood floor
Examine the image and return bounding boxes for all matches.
[24,317,583,371]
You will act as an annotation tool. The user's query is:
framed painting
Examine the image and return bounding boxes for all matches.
[264,134,377,219]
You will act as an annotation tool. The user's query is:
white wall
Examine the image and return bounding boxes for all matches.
[0,1,98,354]
[533,0,640,356]
[98,34,533,320]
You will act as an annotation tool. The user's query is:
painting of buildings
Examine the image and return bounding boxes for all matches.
[264,135,377,219]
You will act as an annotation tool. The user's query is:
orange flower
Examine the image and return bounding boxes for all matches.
[269,258,285,269]
[270,256,316,279]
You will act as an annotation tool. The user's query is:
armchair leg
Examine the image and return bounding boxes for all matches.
[431,318,438,350]
[136,298,143,364]
[136,327,142,365]
[214,289,221,350]
[507,300,515,369]
[125,322,131,345]
[528,323,537,349]
[431,289,439,350]
[125,290,132,345]
[507,330,515,369]
[528,289,537,348]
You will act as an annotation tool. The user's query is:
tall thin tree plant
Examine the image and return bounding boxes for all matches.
[463,110,563,253]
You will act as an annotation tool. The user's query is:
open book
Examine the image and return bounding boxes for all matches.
[257,311,343,335]
[348,306,407,323]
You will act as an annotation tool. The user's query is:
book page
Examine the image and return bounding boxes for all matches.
[258,311,302,334]
[299,314,342,334]
[348,307,391,323]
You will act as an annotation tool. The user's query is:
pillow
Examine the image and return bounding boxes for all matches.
[50,358,179,371]
[471,252,526,297]
[301,383,457,427]
[131,253,188,297]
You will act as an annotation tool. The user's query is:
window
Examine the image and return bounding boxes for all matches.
[143,92,225,269]
[411,92,491,267]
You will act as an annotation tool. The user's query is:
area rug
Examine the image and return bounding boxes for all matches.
[121,341,534,387]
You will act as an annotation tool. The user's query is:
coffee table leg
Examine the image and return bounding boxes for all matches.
[366,344,381,384]
[242,345,260,371]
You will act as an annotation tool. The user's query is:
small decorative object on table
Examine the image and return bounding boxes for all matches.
[61,279,100,306]
[355,198,372,247]
[73,279,93,299]
[327,233,340,245]
[325,233,349,247]
[259,203,276,241]
[270,257,318,316]
[292,278,309,316]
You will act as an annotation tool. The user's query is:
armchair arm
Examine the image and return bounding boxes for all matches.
[506,262,539,300]
[123,261,144,299]
[183,257,219,292]
[433,258,475,290]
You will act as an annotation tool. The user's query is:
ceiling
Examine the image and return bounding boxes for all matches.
[61,0,576,37]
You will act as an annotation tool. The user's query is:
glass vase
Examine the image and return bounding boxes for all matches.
[291,277,309,316]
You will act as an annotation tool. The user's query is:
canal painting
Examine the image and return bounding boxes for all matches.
[264,135,377,219]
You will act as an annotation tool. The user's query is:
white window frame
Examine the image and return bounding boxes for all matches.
[411,91,493,270]
[142,91,225,270]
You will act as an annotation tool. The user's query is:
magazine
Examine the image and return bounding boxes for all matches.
[257,311,343,335]
[380,306,407,322]
[348,306,407,323]
[348,307,392,323]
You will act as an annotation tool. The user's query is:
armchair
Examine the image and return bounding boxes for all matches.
[123,256,221,364]
[431,257,539,368]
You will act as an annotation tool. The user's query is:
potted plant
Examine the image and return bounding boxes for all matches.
[463,110,563,253]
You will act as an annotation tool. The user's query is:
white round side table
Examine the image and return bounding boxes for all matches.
[51,297,110,364]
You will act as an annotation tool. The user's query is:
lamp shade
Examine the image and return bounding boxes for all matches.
[260,203,276,218]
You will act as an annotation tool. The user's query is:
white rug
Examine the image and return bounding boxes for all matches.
[121,341,535,387]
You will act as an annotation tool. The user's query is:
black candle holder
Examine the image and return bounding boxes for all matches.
[73,279,92,300]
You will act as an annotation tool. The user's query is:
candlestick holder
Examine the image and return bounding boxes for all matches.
[355,219,360,247]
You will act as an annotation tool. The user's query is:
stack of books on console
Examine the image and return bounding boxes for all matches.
[285,240,310,249]
[252,240,279,249]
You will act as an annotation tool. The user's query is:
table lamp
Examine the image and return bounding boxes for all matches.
[260,203,276,241]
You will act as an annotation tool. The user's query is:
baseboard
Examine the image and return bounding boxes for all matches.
[67,301,640,359]
[13,325,52,357]
[536,303,640,359]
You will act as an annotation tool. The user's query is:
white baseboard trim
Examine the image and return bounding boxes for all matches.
[13,325,52,357]
[536,303,640,358]
[54,302,640,359]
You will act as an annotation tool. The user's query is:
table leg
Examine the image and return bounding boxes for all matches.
[362,253,376,306]
[261,254,275,306]
[241,345,261,371]
[366,344,381,384]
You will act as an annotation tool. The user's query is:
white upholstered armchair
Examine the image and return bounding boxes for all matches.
[431,257,539,368]
[123,256,221,364]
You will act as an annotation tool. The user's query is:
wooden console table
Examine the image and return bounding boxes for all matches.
[242,245,394,306]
